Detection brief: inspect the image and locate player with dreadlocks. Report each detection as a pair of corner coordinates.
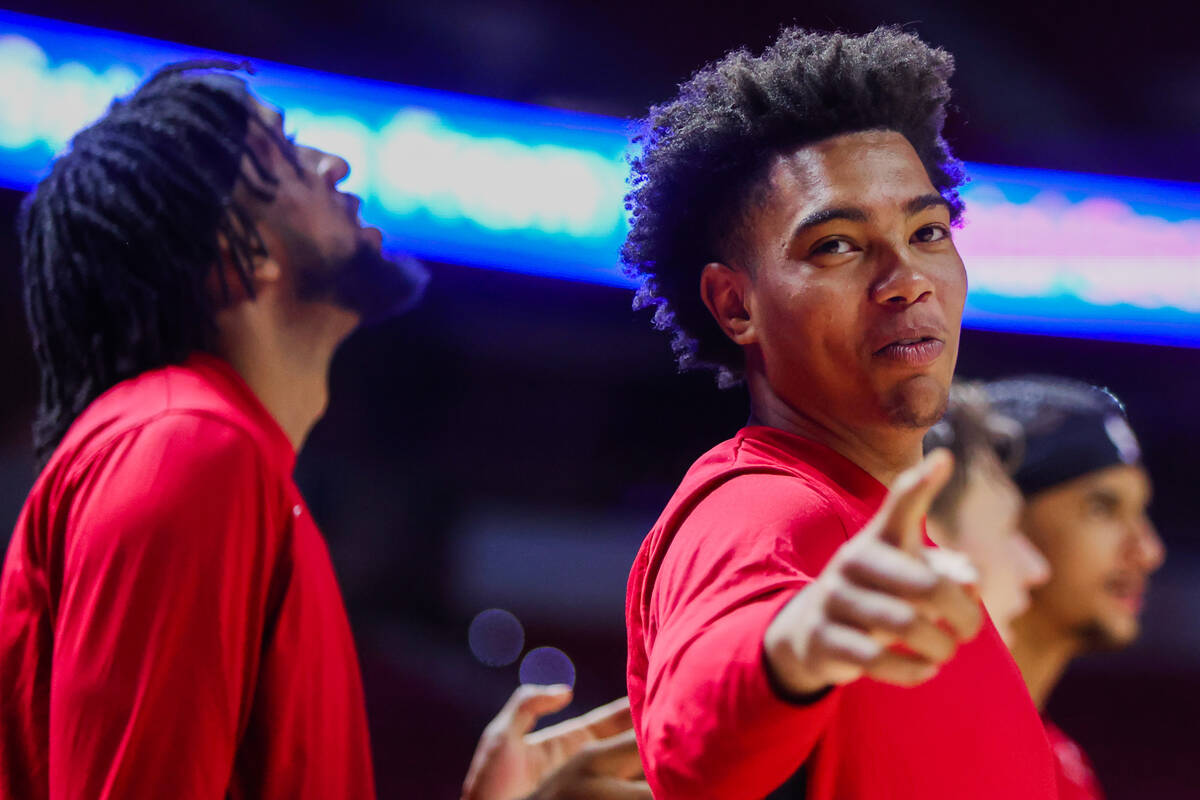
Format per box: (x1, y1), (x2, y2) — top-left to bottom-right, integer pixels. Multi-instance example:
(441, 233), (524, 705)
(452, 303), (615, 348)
(623, 27), (1058, 798)
(0, 63), (648, 800)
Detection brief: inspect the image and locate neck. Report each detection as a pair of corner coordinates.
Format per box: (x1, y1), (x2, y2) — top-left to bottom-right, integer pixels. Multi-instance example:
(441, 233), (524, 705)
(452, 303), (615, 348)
(1007, 610), (1079, 712)
(746, 370), (926, 486)
(215, 296), (357, 453)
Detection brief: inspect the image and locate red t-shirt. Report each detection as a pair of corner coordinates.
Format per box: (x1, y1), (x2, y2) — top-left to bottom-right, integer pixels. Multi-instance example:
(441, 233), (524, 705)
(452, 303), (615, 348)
(0, 353), (375, 799)
(1045, 719), (1105, 800)
(626, 426), (1059, 799)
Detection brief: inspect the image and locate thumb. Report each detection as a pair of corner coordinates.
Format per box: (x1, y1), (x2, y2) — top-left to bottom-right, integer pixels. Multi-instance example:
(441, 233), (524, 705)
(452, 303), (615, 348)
(496, 684), (575, 737)
(876, 448), (954, 552)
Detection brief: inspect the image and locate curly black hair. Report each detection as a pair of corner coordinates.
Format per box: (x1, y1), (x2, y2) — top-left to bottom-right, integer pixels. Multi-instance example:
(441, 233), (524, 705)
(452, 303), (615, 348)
(622, 26), (967, 387)
(19, 61), (290, 467)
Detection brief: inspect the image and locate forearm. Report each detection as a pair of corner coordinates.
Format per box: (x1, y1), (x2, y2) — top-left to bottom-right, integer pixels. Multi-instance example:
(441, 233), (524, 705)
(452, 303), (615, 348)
(640, 590), (839, 800)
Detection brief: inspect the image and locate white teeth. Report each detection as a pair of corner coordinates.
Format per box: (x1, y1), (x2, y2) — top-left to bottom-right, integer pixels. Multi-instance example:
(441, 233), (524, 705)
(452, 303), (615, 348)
(896, 338), (921, 346)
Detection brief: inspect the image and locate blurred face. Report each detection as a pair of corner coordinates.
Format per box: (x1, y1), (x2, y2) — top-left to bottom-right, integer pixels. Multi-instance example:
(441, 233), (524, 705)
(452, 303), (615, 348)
(237, 99), (422, 323)
(948, 459), (1050, 645)
(1019, 464), (1165, 649)
(736, 130), (967, 434)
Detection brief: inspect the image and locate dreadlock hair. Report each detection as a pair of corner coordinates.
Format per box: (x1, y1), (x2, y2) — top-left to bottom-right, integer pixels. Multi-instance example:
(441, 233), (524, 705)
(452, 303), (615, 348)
(19, 60), (287, 468)
(622, 26), (966, 387)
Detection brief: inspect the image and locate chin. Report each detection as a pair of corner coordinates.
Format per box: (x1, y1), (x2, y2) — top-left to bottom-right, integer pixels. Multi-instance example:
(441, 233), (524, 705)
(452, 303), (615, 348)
(1077, 615), (1140, 652)
(882, 375), (949, 430)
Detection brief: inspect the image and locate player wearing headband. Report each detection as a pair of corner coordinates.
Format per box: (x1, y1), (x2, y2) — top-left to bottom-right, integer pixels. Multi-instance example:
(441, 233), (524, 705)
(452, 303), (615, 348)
(923, 383), (1050, 645)
(983, 376), (1166, 800)
(622, 27), (1057, 800)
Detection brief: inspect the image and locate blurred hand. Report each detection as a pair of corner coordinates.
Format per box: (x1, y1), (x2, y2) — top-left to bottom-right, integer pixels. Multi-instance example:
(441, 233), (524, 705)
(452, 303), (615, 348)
(764, 449), (984, 696)
(462, 685), (652, 800)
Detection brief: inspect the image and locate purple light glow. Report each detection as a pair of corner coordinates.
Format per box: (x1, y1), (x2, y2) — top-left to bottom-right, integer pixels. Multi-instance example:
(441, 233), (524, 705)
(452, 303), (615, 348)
(467, 608), (525, 667)
(518, 647), (576, 688)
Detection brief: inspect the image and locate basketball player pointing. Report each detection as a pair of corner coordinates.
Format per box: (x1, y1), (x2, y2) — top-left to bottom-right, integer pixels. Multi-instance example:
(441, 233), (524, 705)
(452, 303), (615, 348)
(623, 27), (1058, 799)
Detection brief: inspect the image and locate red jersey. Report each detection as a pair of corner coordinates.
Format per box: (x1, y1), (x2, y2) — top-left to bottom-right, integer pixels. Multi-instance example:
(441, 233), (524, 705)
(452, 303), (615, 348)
(1045, 719), (1105, 800)
(626, 426), (1059, 800)
(0, 353), (375, 799)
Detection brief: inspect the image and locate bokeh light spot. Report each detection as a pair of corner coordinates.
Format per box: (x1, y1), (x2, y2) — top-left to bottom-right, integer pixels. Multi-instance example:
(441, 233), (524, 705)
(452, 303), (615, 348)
(467, 608), (524, 667)
(519, 646), (576, 688)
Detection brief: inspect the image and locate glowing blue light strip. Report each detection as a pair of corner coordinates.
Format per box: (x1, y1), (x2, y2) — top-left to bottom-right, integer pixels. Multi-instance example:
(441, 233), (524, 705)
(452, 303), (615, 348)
(1, 9), (1198, 345)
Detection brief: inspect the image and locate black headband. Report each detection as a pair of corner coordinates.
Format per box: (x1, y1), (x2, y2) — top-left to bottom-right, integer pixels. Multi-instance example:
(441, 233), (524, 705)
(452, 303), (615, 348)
(1011, 410), (1141, 497)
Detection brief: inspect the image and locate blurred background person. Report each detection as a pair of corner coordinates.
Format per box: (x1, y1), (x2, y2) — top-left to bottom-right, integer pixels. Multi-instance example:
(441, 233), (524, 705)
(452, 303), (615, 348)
(463, 687), (648, 800)
(923, 382), (1050, 645)
(984, 376), (1167, 800)
(0, 61), (646, 800)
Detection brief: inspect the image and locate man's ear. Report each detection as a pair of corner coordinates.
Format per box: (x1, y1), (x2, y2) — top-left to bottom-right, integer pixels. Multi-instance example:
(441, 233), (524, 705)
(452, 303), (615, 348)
(700, 262), (756, 345)
(209, 230), (281, 304)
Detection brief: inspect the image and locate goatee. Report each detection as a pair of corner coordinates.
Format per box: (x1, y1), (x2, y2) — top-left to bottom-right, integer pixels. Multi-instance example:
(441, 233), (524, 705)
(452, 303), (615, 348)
(300, 242), (430, 325)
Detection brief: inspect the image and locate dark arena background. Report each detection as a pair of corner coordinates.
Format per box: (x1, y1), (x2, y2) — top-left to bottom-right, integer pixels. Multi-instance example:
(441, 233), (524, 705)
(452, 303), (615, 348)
(1, 1), (1198, 797)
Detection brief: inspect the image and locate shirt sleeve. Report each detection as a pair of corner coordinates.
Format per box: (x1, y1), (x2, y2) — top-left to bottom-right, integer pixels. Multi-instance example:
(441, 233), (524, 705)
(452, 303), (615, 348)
(639, 473), (851, 800)
(49, 415), (285, 800)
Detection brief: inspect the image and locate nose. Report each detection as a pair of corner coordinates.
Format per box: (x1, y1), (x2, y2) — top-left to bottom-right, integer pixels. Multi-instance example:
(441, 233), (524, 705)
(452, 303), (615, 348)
(313, 148), (351, 188)
(1013, 534), (1051, 589)
(1130, 518), (1166, 574)
(870, 250), (935, 307)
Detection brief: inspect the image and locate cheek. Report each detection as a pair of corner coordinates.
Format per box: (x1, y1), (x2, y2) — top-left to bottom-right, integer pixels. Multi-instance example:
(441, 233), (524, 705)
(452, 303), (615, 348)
(1043, 541), (1110, 601)
(757, 276), (860, 361)
(935, 253), (968, 321)
(962, 530), (1007, 586)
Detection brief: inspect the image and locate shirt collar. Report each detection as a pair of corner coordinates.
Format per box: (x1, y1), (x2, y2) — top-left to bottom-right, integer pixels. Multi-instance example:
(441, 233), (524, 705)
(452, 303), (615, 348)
(186, 351), (298, 474)
(739, 424), (890, 509)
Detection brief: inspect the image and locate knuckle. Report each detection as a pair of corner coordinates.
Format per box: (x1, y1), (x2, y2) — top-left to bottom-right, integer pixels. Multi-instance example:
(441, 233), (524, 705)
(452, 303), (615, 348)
(905, 579), (938, 601)
(579, 739), (604, 760)
(965, 607), (984, 636)
(888, 603), (919, 633)
(811, 623), (837, 652)
(836, 548), (869, 578)
(926, 634), (956, 663)
(822, 572), (849, 600)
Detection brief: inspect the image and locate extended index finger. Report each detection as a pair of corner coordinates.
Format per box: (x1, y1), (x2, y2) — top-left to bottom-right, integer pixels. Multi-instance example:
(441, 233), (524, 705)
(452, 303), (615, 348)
(494, 684), (575, 737)
(876, 449), (953, 552)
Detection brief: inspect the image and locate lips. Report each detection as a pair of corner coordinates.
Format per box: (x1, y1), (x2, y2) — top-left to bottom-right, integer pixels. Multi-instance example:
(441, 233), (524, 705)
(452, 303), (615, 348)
(342, 192), (363, 225)
(874, 337), (945, 367)
(871, 324), (946, 367)
(1104, 575), (1146, 614)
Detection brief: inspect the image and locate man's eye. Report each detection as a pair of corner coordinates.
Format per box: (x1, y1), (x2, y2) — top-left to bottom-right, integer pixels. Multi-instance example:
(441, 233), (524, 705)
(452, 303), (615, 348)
(913, 224), (949, 243)
(813, 238), (853, 256)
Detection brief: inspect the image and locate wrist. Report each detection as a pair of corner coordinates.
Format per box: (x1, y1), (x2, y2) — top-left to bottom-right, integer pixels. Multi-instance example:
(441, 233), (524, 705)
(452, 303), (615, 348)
(761, 641), (834, 704)
(763, 589), (829, 698)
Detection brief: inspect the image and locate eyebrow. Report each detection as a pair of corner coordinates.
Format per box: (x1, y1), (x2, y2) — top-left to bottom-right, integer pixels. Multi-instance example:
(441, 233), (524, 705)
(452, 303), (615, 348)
(791, 206), (869, 239)
(904, 193), (951, 216)
(1085, 488), (1121, 508)
(789, 193), (952, 241)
